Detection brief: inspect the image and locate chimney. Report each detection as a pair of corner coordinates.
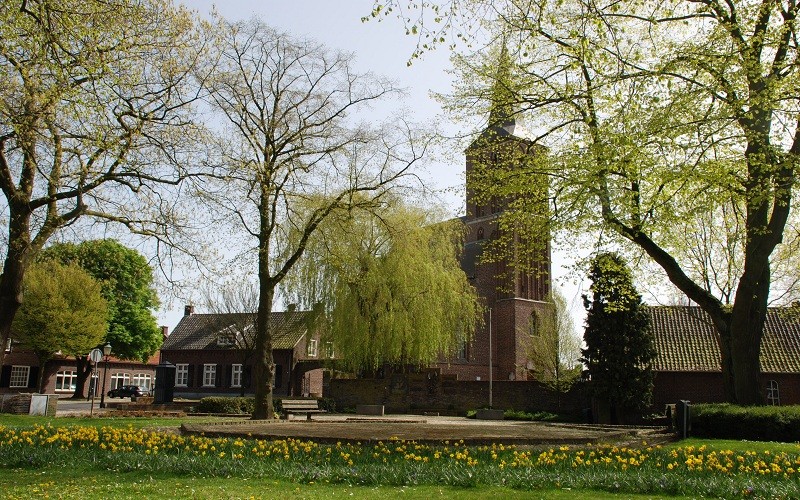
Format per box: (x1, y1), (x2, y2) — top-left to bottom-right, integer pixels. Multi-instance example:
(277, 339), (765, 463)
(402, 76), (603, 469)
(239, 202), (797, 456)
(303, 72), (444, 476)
(160, 325), (169, 339)
(287, 303), (297, 313)
(184, 304), (195, 316)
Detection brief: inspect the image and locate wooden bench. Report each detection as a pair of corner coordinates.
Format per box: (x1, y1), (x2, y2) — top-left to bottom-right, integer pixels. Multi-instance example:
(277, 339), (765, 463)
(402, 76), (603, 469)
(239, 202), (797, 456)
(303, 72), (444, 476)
(280, 399), (326, 421)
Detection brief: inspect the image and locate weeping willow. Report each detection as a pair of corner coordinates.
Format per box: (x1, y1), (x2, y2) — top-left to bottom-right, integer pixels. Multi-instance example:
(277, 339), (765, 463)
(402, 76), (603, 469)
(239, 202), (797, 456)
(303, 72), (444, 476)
(282, 199), (482, 371)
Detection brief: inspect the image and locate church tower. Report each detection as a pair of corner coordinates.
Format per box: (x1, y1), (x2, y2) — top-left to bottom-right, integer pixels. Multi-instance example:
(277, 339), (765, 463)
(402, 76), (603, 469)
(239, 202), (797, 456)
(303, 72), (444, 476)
(438, 49), (552, 382)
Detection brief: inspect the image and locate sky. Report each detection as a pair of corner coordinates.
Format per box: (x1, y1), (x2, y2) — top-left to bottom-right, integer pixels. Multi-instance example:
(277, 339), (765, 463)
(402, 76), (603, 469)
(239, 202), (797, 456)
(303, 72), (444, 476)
(158, 1), (587, 331)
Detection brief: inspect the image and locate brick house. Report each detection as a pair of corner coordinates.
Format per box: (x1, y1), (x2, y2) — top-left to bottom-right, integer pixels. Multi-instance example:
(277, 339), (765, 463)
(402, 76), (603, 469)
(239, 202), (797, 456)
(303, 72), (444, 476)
(1, 339), (159, 398)
(650, 306), (800, 408)
(159, 305), (328, 398)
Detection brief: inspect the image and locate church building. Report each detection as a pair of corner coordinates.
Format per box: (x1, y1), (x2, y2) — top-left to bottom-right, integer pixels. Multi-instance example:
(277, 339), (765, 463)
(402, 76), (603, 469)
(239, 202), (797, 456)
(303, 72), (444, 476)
(435, 89), (553, 383)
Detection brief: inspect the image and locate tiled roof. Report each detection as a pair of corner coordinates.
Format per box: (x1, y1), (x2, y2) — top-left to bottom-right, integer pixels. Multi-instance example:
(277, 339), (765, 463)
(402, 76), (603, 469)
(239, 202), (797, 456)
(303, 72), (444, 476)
(650, 306), (800, 373)
(162, 311), (312, 351)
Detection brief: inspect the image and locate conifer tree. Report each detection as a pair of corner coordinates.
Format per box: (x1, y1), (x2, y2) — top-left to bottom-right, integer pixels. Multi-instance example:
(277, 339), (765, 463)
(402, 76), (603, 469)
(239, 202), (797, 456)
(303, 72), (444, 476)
(581, 253), (655, 424)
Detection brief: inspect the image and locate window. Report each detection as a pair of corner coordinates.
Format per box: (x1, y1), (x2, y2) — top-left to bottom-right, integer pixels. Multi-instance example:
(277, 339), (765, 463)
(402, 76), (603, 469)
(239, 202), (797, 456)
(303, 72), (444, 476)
(456, 339), (468, 360)
(9, 366), (29, 388)
(324, 342), (335, 358)
(203, 364), (216, 387)
(4, 338), (10, 352)
(529, 311), (540, 337)
(767, 380), (780, 406)
(231, 364), (242, 388)
(55, 370), (77, 392)
(175, 364), (188, 387)
(132, 373), (152, 391)
(307, 339), (318, 357)
(111, 372), (130, 390)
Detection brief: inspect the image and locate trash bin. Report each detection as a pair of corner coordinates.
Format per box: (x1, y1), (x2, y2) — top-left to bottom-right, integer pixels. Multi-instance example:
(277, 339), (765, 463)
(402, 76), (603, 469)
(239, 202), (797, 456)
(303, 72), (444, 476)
(676, 400), (691, 439)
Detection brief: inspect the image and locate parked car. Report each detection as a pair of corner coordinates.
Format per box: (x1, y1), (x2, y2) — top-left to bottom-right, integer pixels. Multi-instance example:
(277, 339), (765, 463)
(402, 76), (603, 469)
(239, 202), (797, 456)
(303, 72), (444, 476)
(107, 385), (149, 398)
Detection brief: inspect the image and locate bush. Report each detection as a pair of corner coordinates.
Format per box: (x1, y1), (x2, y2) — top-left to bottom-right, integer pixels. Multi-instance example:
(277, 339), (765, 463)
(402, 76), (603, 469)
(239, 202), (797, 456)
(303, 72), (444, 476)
(691, 404), (800, 442)
(465, 408), (559, 421)
(196, 397), (255, 415)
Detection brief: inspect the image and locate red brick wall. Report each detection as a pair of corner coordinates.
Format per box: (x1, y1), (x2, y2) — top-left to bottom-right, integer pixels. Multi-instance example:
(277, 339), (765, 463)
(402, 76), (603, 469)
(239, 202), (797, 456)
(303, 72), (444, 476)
(329, 375), (588, 417)
(652, 371), (800, 409)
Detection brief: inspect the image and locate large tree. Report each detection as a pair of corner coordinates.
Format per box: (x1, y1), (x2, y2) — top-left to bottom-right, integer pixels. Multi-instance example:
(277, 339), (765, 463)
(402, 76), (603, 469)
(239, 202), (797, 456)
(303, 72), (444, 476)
(372, 0), (800, 404)
(12, 260), (108, 392)
(282, 199), (481, 372)
(0, 0), (205, 367)
(40, 239), (162, 398)
(581, 253), (655, 424)
(198, 18), (426, 419)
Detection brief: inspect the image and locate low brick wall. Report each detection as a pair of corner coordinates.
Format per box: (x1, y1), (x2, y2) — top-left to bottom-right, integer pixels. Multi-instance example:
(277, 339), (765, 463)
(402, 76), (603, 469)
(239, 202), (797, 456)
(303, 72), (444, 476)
(329, 375), (588, 417)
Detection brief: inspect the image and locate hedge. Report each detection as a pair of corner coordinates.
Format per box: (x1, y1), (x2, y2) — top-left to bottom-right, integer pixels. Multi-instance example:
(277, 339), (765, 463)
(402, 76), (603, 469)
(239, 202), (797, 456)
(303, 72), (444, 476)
(691, 404), (800, 442)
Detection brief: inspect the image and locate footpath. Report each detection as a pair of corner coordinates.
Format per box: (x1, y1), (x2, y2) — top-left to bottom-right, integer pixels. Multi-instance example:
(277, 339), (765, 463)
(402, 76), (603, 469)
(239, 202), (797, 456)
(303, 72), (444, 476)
(179, 414), (675, 447)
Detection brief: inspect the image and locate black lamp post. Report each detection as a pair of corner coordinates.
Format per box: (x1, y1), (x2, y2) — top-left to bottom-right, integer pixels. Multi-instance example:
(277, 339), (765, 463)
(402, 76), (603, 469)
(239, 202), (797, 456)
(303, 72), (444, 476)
(99, 343), (112, 408)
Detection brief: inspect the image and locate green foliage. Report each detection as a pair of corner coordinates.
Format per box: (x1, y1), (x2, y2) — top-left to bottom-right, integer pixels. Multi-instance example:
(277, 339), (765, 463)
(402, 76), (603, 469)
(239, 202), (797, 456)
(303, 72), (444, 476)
(581, 253), (656, 418)
(12, 261), (108, 384)
(41, 240), (162, 361)
(691, 404), (800, 442)
(466, 408), (560, 421)
(284, 199), (482, 371)
(196, 397), (256, 415)
(0, 0), (203, 365)
(377, 0), (800, 405)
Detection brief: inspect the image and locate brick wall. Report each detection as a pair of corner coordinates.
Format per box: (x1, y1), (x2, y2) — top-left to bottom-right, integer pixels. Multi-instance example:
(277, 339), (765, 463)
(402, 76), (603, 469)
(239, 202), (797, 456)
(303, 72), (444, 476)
(653, 371), (800, 409)
(329, 374), (588, 417)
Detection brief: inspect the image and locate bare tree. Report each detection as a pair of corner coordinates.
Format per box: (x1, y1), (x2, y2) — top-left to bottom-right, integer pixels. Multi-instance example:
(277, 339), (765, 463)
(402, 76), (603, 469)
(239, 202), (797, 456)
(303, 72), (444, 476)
(198, 18), (427, 419)
(0, 0), (208, 365)
(201, 279), (259, 397)
(525, 290), (582, 399)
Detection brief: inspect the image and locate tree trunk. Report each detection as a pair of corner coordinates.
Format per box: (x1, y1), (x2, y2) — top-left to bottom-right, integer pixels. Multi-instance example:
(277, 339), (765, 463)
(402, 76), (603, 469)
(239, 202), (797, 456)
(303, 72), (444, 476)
(252, 183), (276, 420)
(728, 264), (770, 405)
(71, 356), (92, 399)
(717, 326), (736, 403)
(0, 232), (29, 367)
(252, 286), (275, 419)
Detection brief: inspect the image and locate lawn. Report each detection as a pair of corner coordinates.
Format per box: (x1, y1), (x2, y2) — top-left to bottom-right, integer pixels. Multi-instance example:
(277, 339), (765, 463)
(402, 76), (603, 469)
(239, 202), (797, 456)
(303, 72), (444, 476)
(0, 414), (797, 499)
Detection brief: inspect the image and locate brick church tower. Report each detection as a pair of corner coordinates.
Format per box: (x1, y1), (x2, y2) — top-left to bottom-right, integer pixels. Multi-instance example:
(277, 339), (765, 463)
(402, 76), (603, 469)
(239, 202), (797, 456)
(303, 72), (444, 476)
(436, 65), (552, 382)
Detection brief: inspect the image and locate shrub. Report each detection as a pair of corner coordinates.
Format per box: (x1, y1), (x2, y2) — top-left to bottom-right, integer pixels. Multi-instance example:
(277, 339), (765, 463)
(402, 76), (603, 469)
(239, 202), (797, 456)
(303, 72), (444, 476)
(691, 404), (800, 442)
(196, 397), (255, 414)
(465, 408), (559, 421)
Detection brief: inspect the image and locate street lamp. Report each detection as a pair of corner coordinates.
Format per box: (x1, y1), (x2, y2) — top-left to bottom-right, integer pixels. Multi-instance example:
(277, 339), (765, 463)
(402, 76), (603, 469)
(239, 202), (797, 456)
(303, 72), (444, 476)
(99, 343), (112, 408)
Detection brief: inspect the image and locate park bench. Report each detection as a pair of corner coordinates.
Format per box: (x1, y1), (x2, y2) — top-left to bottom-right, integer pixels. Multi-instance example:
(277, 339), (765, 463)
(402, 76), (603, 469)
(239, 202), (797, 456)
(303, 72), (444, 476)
(280, 398), (325, 421)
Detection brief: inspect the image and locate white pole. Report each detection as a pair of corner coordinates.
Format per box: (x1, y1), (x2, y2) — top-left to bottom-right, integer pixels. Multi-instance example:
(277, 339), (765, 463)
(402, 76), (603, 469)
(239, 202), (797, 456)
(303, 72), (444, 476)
(489, 308), (493, 409)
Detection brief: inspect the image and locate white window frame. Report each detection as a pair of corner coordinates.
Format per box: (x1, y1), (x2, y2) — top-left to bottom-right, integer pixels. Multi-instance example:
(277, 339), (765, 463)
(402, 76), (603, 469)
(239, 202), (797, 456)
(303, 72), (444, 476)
(110, 372), (130, 390)
(307, 339), (318, 357)
(175, 364), (189, 387)
(9, 366), (30, 388)
(55, 370), (78, 392)
(767, 380), (780, 406)
(203, 364), (216, 387)
(132, 373), (152, 391)
(324, 342), (335, 359)
(231, 364), (242, 388)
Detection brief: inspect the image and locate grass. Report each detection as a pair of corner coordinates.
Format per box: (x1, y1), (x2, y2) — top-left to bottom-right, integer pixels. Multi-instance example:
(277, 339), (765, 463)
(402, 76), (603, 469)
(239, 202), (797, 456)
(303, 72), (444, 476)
(0, 467), (679, 499)
(0, 414), (798, 498)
